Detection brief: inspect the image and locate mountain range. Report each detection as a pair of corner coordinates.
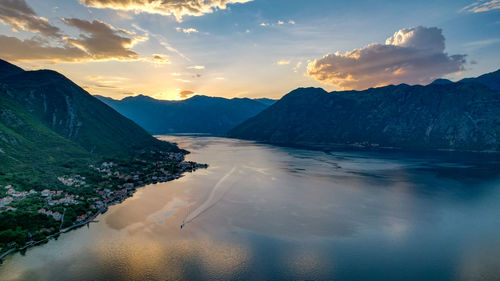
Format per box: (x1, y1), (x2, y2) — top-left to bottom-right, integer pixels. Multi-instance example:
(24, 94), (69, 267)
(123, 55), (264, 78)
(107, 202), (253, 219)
(229, 69), (500, 152)
(96, 94), (275, 135)
(431, 70), (500, 92)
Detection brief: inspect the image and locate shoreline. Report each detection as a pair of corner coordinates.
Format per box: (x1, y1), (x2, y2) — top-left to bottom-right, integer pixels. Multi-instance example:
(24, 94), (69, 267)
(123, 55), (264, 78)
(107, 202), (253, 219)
(0, 165), (204, 265)
(226, 137), (500, 156)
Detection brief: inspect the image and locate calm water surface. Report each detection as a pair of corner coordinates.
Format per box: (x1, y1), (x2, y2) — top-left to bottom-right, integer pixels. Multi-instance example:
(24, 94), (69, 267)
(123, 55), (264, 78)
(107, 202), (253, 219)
(1, 136), (500, 280)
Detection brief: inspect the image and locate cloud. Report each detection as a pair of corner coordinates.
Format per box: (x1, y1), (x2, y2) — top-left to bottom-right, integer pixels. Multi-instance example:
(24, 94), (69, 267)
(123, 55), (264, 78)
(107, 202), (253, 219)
(307, 26), (466, 90)
(133, 23), (191, 61)
(462, 0), (500, 13)
(79, 0), (253, 21)
(176, 27), (198, 34)
(84, 75), (129, 90)
(62, 18), (146, 60)
(0, 1), (150, 63)
(260, 20), (295, 27)
(0, 32), (161, 63)
(188, 65), (205, 69)
(0, 0), (61, 37)
(151, 54), (170, 64)
(0, 35), (87, 62)
(179, 90), (194, 98)
(277, 60), (290, 65)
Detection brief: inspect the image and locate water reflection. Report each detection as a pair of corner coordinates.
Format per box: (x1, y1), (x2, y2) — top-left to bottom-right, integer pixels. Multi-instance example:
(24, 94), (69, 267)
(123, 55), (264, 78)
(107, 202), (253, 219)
(1, 136), (500, 280)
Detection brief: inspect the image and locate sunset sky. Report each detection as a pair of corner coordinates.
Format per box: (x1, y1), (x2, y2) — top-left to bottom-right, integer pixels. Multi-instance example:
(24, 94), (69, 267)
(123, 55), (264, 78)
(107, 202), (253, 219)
(0, 0), (499, 100)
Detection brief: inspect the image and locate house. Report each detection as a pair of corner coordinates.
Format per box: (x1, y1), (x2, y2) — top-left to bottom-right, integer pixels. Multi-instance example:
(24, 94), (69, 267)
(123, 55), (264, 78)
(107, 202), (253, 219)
(52, 212), (62, 221)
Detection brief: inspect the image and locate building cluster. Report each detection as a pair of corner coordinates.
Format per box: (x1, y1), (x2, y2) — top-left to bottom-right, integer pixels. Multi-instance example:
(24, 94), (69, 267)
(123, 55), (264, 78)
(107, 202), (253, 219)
(0, 185), (36, 212)
(89, 162), (115, 175)
(40, 189), (79, 207)
(37, 208), (62, 221)
(47, 195), (78, 206)
(57, 175), (88, 187)
(1, 155), (208, 251)
(41, 189), (62, 197)
(89, 188), (131, 211)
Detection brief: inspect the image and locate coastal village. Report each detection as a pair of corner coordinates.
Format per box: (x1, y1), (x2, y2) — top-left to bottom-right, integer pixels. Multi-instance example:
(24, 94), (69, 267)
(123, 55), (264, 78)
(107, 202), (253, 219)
(0, 151), (207, 259)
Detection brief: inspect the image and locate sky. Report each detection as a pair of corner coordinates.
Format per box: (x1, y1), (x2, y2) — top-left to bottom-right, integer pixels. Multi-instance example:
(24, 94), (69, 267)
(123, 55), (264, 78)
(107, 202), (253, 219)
(0, 0), (499, 100)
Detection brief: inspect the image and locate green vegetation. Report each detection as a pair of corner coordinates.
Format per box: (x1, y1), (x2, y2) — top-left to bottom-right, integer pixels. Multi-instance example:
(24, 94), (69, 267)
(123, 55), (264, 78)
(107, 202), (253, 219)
(229, 81), (500, 152)
(0, 93), (92, 191)
(0, 59), (206, 256)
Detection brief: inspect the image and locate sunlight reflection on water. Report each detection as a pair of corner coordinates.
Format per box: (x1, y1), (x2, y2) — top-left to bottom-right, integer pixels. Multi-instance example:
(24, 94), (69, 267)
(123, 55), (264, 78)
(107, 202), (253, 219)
(1, 136), (500, 280)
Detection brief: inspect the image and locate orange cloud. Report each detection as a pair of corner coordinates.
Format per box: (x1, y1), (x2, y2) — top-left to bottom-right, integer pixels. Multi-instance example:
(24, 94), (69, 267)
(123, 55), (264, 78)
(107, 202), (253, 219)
(307, 26), (466, 90)
(0, 0), (155, 63)
(0, 35), (87, 62)
(79, 0), (253, 21)
(179, 90), (195, 98)
(62, 18), (145, 60)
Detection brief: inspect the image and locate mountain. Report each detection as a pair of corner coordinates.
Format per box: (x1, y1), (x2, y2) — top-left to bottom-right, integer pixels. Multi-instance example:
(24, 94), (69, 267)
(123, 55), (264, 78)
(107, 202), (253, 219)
(96, 94), (275, 135)
(253, 98), (277, 106)
(431, 78), (453, 85)
(228, 72), (500, 152)
(0, 59), (23, 79)
(0, 59), (179, 189)
(0, 63), (177, 156)
(459, 69), (500, 92)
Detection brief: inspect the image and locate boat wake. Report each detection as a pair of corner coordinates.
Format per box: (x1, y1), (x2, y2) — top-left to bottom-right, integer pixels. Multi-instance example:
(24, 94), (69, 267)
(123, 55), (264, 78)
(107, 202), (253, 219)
(182, 166), (238, 228)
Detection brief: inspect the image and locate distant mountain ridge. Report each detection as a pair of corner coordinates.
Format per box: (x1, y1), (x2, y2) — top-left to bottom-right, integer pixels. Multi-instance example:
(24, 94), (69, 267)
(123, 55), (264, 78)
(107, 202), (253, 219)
(229, 69), (500, 152)
(96, 94), (275, 135)
(430, 69), (500, 92)
(458, 69), (500, 92)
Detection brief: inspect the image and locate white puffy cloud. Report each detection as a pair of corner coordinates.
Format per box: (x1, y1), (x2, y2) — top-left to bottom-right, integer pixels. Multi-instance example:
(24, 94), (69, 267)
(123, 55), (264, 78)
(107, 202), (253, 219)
(385, 26), (445, 53)
(307, 26), (466, 90)
(79, 0), (253, 21)
(462, 0), (500, 13)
